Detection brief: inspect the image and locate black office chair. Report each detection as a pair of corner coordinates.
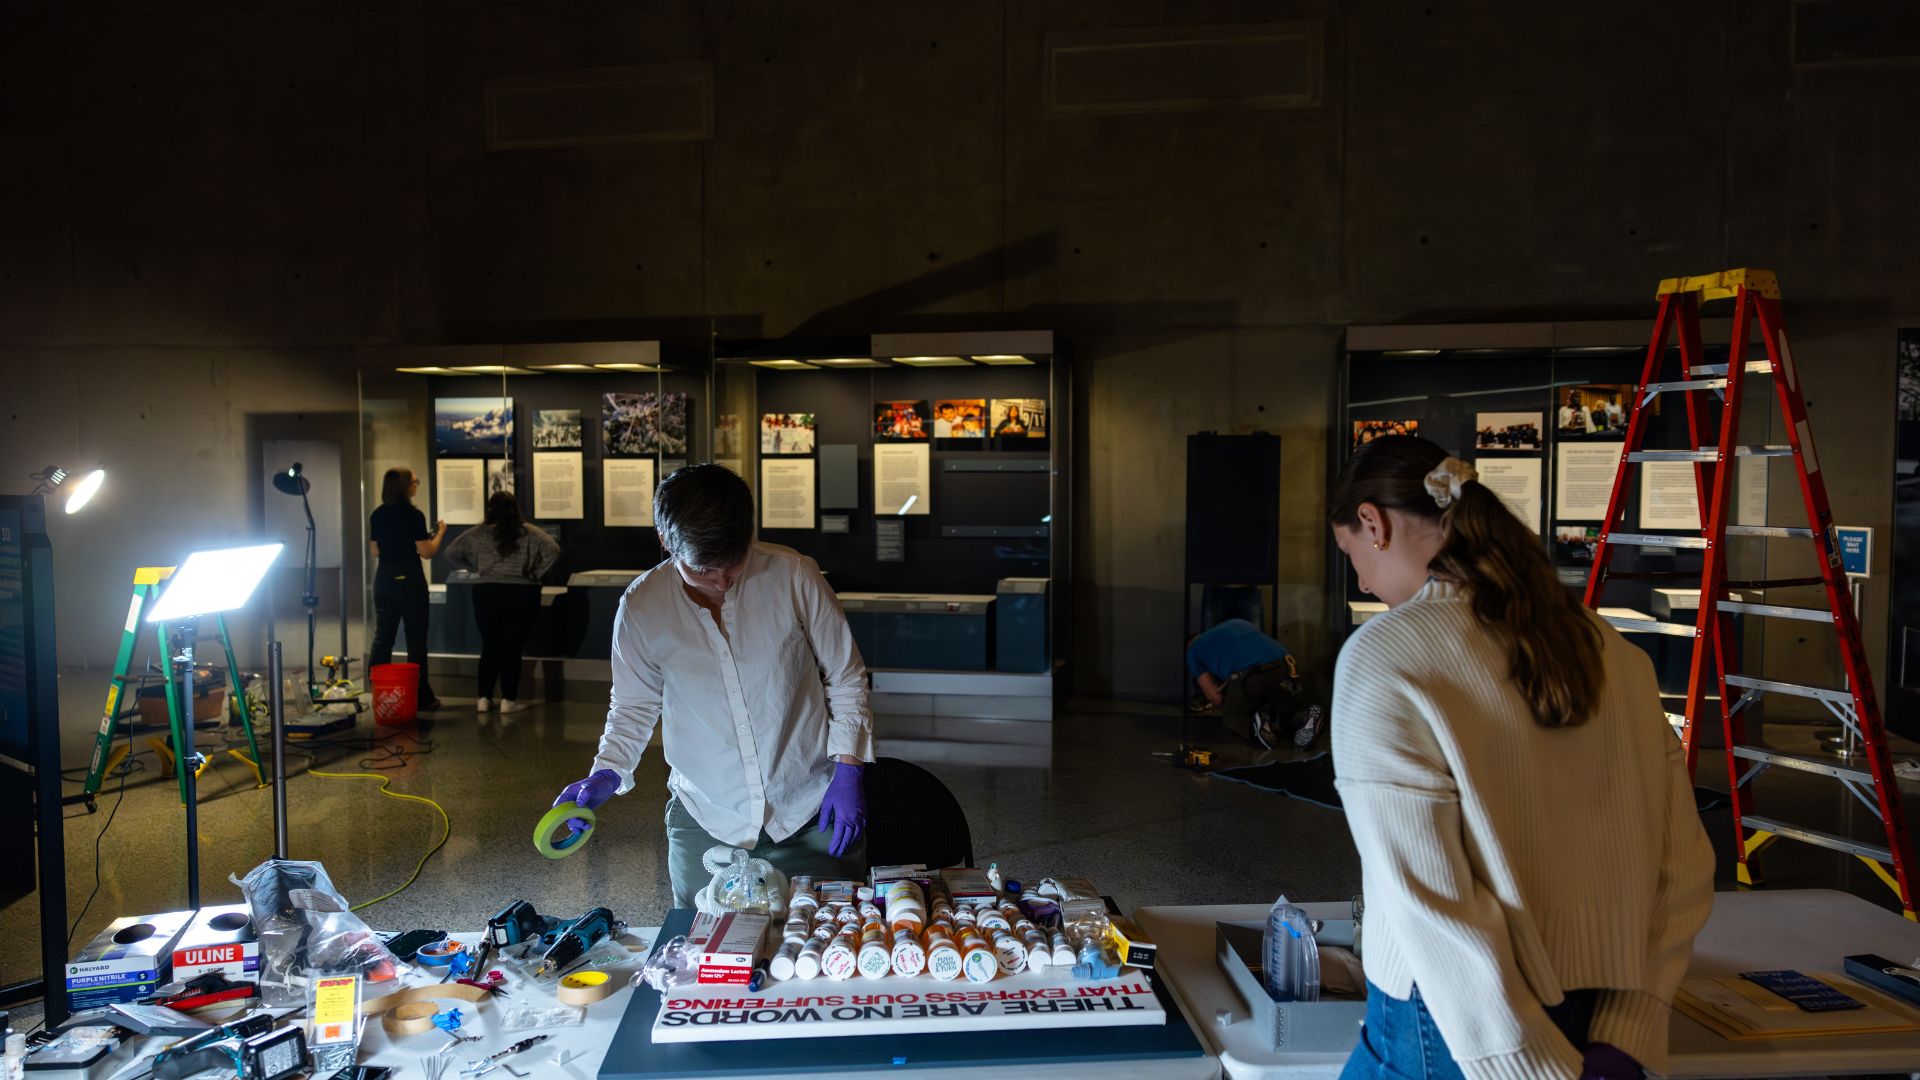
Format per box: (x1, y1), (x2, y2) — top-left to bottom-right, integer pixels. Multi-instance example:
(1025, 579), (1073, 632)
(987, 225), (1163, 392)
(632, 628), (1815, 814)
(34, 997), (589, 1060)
(862, 757), (974, 869)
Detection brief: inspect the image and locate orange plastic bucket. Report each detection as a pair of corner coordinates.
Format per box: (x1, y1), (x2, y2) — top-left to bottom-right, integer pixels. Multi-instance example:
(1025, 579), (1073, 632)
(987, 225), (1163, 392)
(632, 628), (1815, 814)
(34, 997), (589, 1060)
(369, 663), (419, 726)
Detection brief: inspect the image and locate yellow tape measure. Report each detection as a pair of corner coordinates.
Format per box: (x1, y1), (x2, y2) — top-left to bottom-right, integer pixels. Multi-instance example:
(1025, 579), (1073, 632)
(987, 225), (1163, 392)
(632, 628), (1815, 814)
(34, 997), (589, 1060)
(533, 801), (595, 859)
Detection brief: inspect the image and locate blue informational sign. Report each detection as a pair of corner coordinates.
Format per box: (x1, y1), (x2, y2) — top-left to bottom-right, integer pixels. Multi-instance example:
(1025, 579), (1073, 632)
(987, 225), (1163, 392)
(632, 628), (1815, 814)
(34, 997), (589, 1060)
(1836, 526), (1872, 578)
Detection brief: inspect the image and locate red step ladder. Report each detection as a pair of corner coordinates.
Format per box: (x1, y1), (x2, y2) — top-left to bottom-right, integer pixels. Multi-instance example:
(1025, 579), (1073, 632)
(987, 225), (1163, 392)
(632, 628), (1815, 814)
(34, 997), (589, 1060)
(1582, 268), (1915, 918)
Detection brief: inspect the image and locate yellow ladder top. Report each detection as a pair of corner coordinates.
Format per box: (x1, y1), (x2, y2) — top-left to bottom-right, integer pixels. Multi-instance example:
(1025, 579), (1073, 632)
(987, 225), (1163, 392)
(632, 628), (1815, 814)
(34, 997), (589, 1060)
(1655, 267), (1780, 301)
(132, 566), (177, 586)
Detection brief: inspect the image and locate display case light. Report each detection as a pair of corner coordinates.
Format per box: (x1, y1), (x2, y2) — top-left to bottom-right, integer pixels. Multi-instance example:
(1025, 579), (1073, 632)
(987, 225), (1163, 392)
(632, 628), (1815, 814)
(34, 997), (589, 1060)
(811, 358), (889, 368)
(1380, 349), (1443, 358)
(395, 366), (463, 375)
(453, 365), (539, 375)
(970, 354), (1033, 365)
(593, 363), (667, 372)
(892, 356), (972, 367)
(528, 363), (596, 371)
(749, 359), (820, 371)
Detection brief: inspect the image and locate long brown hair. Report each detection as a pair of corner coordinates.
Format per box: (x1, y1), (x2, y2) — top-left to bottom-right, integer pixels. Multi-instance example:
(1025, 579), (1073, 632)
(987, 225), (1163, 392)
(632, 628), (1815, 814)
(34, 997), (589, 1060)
(1329, 435), (1603, 727)
(484, 491), (526, 558)
(381, 468), (414, 507)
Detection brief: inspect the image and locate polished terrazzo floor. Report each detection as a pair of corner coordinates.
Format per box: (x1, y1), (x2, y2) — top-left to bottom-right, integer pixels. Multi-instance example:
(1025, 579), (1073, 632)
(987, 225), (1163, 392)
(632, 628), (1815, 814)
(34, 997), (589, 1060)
(7, 669), (1918, 1006)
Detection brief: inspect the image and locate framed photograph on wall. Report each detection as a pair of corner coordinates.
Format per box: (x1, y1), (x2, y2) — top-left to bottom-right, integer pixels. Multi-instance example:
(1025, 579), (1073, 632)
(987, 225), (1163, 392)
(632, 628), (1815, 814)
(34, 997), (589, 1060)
(760, 413), (817, 455)
(990, 398), (1046, 438)
(435, 397), (513, 456)
(873, 400), (931, 440)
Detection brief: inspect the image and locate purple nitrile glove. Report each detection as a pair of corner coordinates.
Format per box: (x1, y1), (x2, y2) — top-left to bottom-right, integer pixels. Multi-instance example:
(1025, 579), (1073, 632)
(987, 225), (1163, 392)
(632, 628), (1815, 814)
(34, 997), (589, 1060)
(817, 761), (866, 857)
(554, 769), (620, 834)
(1580, 1043), (1644, 1080)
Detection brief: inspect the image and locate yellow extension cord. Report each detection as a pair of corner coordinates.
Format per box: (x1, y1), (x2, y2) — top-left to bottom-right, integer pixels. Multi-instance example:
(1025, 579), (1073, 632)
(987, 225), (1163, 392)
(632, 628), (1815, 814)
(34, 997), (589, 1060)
(304, 766), (451, 913)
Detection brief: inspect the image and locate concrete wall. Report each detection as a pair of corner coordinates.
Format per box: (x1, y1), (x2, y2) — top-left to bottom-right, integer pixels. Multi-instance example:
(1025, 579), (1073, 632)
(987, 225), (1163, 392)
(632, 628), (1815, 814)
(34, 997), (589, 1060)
(2, 1), (1917, 699)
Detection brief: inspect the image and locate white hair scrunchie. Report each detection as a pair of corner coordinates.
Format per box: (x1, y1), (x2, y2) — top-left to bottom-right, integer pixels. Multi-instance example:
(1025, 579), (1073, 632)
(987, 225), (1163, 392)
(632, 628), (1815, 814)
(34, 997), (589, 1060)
(1425, 457), (1478, 509)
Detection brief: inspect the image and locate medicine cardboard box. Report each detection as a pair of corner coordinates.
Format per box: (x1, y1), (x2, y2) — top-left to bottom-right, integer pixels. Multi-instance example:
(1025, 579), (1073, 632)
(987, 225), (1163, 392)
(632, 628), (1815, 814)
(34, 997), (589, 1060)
(172, 904), (259, 982)
(690, 912), (768, 985)
(67, 910), (195, 1010)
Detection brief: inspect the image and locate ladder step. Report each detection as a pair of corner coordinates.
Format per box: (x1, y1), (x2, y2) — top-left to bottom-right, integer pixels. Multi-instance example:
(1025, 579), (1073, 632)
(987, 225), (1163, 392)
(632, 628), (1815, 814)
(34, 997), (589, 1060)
(1628, 450), (1716, 463)
(1730, 743), (1873, 783)
(1643, 378), (1728, 397)
(1603, 532), (1710, 550)
(1602, 614), (1699, 638)
(1627, 446), (1794, 463)
(1723, 673), (1856, 705)
(1741, 814), (1893, 864)
(1689, 360), (1772, 377)
(1717, 600), (1835, 623)
(1723, 524), (1816, 540)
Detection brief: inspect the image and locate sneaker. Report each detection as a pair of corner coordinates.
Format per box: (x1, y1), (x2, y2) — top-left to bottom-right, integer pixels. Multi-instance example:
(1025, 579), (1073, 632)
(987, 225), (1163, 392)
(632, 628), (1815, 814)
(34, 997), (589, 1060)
(476, 698), (492, 712)
(498, 699), (532, 714)
(1252, 706), (1278, 750)
(1291, 705), (1325, 750)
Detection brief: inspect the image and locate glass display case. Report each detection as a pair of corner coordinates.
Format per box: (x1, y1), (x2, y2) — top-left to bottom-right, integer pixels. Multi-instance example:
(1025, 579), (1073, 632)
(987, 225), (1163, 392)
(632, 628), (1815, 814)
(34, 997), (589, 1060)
(355, 332), (1069, 714)
(1335, 322), (1795, 717)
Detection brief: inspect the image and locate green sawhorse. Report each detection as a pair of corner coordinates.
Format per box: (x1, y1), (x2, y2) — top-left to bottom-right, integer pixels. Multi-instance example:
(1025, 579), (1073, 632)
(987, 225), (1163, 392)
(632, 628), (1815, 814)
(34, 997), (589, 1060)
(81, 565), (265, 808)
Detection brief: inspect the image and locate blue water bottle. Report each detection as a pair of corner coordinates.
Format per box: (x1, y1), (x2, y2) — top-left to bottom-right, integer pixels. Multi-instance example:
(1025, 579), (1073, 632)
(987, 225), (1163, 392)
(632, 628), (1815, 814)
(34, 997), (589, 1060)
(1262, 895), (1321, 1002)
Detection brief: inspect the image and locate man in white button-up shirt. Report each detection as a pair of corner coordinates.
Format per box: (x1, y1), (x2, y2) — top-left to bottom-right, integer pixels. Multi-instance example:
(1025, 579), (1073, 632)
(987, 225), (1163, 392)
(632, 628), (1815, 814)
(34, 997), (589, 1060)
(554, 465), (874, 905)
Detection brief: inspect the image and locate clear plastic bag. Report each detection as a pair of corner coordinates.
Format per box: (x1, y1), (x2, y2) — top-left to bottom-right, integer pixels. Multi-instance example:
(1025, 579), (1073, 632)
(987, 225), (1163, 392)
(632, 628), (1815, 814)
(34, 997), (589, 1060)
(634, 935), (697, 993)
(693, 846), (788, 917)
(500, 1003), (586, 1031)
(231, 859), (402, 1005)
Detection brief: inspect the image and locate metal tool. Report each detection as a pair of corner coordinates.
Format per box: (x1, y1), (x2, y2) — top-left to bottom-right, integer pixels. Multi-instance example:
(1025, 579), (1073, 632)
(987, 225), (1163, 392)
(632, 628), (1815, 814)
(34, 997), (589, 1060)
(461, 1034), (549, 1077)
(486, 900), (559, 950)
(536, 907), (626, 978)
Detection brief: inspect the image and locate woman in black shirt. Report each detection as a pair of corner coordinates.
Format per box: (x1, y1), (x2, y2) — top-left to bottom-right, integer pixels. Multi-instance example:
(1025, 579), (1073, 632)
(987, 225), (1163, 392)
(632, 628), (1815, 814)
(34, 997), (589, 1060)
(369, 467), (446, 710)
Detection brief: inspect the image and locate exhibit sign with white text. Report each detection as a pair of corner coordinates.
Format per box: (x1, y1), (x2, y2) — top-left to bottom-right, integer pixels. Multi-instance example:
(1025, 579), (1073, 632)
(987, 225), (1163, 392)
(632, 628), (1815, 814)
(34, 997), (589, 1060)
(761, 459), (816, 529)
(651, 970), (1165, 1043)
(436, 459), (484, 525)
(532, 452), (585, 520)
(603, 458), (656, 528)
(873, 444), (931, 516)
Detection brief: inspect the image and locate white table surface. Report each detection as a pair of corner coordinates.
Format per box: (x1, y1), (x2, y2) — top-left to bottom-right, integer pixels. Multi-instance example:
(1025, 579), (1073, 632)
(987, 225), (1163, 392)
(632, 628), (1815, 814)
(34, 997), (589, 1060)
(1139, 890), (1920, 1080)
(95, 926), (1215, 1079)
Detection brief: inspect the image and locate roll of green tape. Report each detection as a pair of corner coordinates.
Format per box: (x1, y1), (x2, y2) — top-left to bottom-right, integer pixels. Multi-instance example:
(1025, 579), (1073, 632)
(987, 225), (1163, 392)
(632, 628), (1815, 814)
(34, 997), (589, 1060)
(534, 801), (595, 859)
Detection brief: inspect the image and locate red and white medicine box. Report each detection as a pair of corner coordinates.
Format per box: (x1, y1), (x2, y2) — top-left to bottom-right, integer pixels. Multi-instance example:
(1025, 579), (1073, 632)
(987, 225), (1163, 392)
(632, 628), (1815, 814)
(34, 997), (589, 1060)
(172, 905), (259, 982)
(689, 912), (768, 985)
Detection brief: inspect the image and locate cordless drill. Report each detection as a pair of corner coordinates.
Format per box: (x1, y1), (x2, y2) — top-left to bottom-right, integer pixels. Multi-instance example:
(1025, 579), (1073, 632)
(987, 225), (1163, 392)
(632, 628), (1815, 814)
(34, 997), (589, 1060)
(536, 906), (625, 977)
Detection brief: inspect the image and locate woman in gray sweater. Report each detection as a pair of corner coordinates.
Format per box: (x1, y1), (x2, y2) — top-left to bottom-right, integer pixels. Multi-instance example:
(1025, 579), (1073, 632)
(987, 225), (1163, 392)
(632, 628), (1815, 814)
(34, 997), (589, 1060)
(444, 491), (561, 714)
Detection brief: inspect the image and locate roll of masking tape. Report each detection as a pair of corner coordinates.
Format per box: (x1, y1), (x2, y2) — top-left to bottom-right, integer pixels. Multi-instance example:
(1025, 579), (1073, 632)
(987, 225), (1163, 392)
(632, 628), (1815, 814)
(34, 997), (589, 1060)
(382, 1001), (442, 1036)
(534, 801), (595, 859)
(557, 970), (614, 1006)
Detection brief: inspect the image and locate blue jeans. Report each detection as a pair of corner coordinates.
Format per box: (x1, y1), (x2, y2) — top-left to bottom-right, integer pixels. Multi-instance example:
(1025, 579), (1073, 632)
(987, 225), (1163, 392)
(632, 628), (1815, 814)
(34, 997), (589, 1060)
(1340, 982), (1468, 1080)
(1340, 982), (1604, 1080)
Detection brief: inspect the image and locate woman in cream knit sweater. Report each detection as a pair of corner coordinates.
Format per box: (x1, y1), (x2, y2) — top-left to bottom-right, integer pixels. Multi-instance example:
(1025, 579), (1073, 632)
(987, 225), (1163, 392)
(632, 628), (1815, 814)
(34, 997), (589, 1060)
(1328, 436), (1714, 1080)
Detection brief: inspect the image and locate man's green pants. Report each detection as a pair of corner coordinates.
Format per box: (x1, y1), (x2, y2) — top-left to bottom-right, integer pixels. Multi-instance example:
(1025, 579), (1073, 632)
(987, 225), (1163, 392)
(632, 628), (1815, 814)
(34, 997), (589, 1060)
(665, 794), (868, 908)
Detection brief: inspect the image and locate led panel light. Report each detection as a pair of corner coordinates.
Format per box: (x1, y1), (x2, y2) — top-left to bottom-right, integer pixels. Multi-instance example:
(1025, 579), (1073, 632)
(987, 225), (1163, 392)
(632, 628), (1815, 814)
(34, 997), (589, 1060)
(147, 543), (284, 623)
(970, 354), (1033, 365)
(593, 363), (666, 372)
(1380, 349), (1443, 358)
(64, 468), (106, 514)
(453, 365), (539, 375)
(528, 363), (596, 371)
(395, 366), (462, 375)
(892, 355), (972, 367)
(749, 359), (820, 371)
(811, 358), (889, 368)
